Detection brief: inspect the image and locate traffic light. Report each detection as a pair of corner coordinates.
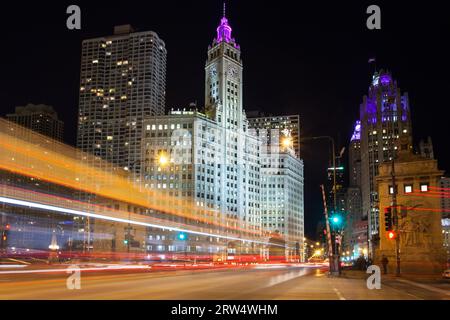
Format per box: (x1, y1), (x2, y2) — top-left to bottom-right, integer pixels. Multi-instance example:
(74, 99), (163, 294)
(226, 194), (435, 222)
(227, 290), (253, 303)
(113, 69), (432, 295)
(329, 213), (343, 230)
(384, 207), (392, 231)
(1, 224), (10, 248)
(177, 232), (187, 241)
(387, 230), (397, 240)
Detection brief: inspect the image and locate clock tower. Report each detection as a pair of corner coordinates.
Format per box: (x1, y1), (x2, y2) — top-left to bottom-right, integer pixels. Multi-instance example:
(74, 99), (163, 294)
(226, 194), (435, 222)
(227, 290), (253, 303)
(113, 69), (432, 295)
(205, 4), (243, 130)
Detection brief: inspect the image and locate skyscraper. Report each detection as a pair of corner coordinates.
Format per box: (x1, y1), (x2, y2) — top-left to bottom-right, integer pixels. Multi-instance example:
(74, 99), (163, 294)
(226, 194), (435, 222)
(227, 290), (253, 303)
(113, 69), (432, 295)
(141, 8), (262, 257)
(247, 113), (301, 158)
(359, 69), (413, 245)
(77, 25), (167, 181)
(344, 121), (367, 257)
(6, 104), (64, 141)
(349, 121), (362, 188)
(260, 150), (304, 260)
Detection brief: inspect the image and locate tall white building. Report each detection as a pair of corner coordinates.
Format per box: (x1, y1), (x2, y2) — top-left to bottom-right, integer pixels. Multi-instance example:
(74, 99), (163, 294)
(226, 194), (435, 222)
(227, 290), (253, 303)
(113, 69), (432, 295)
(247, 113), (301, 158)
(77, 25), (167, 181)
(260, 150), (304, 260)
(141, 10), (262, 258)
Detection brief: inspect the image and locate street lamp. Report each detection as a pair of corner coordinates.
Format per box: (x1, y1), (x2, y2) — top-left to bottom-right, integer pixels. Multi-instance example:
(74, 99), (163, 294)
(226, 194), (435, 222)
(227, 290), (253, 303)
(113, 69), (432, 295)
(158, 152), (169, 166)
(281, 136), (293, 149)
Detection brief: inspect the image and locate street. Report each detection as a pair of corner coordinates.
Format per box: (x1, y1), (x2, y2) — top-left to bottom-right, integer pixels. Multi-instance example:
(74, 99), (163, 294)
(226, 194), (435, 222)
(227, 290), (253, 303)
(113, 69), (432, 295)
(0, 265), (448, 300)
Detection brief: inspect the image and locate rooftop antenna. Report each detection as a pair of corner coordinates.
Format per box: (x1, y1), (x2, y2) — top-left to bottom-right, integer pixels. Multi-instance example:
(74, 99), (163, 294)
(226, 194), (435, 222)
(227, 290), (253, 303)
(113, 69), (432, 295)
(223, 1), (226, 17)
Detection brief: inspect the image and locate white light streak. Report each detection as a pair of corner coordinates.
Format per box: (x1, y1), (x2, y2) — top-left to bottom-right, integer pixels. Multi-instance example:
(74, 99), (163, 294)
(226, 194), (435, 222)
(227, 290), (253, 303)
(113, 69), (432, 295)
(0, 196), (287, 248)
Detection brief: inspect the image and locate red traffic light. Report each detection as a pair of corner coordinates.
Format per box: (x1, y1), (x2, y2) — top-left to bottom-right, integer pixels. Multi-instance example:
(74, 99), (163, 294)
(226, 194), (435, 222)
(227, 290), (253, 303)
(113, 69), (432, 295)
(387, 231), (396, 240)
(5, 224), (10, 230)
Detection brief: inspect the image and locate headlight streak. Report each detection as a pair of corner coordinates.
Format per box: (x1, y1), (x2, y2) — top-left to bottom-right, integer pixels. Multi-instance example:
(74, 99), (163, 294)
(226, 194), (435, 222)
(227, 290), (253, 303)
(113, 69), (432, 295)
(0, 196), (288, 248)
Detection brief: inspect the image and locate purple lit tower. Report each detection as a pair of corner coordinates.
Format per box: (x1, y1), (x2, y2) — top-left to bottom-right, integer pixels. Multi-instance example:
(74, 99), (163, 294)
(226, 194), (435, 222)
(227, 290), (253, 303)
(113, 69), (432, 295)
(204, 3), (243, 129)
(359, 70), (412, 248)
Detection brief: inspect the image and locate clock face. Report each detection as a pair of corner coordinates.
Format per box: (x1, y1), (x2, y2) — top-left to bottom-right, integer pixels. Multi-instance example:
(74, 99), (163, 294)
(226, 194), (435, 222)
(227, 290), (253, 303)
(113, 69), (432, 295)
(210, 66), (217, 78)
(227, 66), (237, 78)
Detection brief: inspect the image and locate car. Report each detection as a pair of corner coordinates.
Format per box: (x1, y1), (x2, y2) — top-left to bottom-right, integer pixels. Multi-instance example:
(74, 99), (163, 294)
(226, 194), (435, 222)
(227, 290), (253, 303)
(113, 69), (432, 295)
(443, 269), (450, 279)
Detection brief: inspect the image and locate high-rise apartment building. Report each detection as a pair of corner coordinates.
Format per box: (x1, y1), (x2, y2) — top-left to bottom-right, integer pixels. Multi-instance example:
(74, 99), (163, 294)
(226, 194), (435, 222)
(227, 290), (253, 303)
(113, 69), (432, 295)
(359, 70), (413, 243)
(349, 121), (362, 188)
(77, 25), (167, 181)
(247, 112), (301, 158)
(260, 150), (304, 259)
(344, 121), (367, 257)
(6, 104), (64, 141)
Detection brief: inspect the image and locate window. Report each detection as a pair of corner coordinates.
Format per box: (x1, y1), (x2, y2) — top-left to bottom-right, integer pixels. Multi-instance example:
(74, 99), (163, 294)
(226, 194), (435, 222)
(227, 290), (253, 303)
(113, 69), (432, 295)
(420, 183), (429, 192)
(404, 184), (413, 194)
(389, 185), (397, 195)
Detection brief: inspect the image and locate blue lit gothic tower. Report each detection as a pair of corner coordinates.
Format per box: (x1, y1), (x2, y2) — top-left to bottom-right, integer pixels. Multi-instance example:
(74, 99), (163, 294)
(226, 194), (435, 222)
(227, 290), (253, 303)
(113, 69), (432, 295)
(359, 70), (413, 252)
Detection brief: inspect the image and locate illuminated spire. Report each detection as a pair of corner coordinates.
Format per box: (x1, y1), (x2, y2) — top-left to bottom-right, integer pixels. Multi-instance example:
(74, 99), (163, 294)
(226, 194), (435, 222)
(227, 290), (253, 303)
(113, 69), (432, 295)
(216, 2), (232, 43)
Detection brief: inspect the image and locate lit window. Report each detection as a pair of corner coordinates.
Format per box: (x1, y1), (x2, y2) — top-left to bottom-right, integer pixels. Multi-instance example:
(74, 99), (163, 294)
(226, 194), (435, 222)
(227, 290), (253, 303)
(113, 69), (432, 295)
(404, 185), (413, 193)
(92, 59), (98, 64)
(420, 183), (429, 192)
(107, 136), (113, 141)
(389, 186), (397, 195)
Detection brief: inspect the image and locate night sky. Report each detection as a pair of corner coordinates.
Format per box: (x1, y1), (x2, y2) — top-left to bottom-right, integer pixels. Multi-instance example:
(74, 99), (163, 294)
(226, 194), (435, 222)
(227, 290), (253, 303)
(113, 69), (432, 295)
(1, 1), (449, 239)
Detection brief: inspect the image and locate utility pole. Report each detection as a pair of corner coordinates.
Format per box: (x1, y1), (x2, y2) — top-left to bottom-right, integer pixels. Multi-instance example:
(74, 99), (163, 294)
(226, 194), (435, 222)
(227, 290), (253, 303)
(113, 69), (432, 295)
(389, 109), (401, 277)
(321, 184), (334, 274)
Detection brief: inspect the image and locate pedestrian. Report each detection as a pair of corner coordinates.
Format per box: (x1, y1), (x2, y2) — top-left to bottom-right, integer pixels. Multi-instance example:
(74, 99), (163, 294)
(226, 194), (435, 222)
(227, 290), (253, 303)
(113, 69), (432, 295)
(381, 255), (389, 274)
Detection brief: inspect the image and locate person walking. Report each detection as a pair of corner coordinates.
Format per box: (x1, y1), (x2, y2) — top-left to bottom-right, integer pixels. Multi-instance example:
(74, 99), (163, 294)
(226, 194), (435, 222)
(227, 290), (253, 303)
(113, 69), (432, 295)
(381, 255), (389, 274)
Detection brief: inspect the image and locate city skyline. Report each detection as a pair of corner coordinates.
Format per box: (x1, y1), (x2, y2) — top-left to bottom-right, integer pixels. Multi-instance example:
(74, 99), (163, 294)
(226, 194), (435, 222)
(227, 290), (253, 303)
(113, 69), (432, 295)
(1, 1), (449, 239)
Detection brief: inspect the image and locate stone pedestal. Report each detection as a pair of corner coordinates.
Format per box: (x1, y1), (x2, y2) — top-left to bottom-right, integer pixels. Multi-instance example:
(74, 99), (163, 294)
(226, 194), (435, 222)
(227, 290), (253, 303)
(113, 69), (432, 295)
(375, 140), (446, 274)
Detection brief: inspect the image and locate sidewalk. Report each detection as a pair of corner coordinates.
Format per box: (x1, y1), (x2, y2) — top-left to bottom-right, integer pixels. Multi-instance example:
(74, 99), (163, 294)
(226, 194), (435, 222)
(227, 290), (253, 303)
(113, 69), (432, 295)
(342, 269), (448, 282)
(341, 269), (450, 298)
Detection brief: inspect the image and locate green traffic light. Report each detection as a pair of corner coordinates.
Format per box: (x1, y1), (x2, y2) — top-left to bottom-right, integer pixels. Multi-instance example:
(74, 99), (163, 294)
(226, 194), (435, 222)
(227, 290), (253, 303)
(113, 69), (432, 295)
(330, 215), (342, 226)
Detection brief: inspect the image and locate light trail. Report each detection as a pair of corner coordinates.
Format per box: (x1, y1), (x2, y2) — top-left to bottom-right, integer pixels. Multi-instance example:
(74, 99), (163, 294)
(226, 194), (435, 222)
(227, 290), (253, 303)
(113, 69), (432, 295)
(0, 196), (287, 248)
(0, 265), (151, 275)
(0, 119), (265, 237)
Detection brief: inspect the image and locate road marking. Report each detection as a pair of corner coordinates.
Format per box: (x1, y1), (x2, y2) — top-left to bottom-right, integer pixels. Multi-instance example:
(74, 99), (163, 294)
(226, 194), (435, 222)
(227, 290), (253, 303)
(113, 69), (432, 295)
(262, 269), (309, 288)
(333, 287), (346, 300)
(396, 279), (450, 296)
